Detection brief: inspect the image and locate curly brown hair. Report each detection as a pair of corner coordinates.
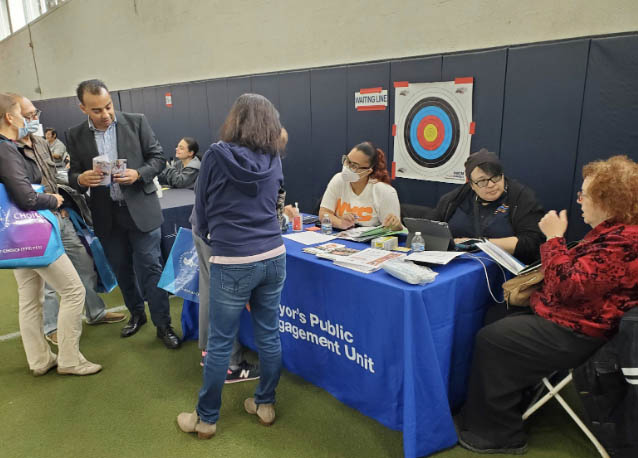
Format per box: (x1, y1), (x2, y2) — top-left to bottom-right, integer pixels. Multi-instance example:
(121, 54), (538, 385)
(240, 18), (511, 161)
(583, 155), (638, 225)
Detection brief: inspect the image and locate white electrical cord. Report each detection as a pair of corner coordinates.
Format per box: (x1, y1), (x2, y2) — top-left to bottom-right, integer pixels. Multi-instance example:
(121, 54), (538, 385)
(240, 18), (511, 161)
(462, 253), (507, 303)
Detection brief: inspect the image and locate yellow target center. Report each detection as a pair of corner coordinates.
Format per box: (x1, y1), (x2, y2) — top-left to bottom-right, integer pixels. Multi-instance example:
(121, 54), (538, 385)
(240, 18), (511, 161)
(424, 124), (438, 142)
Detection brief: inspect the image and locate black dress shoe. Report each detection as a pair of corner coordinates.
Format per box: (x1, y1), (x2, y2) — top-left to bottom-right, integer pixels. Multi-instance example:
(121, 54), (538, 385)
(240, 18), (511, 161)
(121, 314), (147, 338)
(157, 326), (181, 349)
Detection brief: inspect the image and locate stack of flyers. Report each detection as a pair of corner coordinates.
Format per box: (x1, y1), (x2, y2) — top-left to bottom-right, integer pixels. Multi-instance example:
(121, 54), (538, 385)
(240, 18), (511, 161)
(302, 243), (360, 260)
(92, 155), (112, 186)
(336, 225), (408, 242)
(112, 158), (127, 176)
(333, 248), (405, 273)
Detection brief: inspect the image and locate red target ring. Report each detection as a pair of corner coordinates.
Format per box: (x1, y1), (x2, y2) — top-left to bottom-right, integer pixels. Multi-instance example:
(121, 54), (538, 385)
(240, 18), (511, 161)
(416, 115), (445, 150)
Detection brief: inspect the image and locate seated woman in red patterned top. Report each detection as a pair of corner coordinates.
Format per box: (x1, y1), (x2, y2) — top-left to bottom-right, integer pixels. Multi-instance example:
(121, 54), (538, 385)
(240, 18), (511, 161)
(457, 155), (638, 455)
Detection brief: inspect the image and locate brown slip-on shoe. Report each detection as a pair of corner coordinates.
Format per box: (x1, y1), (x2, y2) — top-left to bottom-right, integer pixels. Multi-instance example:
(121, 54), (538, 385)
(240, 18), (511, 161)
(45, 331), (58, 346)
(89, 312), (127, 325)
(177, 411), (216, 439)
(244, 397), (275, 426)
(57, 360), (102, 376)
(32, 354), (58, 376)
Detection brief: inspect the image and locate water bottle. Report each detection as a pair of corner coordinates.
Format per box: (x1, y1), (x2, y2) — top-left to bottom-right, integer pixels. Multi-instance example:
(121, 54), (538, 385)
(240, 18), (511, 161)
(411, 232), (425, 252)
(321, 213), (333, 235)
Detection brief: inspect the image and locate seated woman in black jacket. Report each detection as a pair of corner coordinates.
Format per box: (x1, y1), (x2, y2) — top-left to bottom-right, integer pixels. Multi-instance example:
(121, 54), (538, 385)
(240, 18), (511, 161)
(158, 137), (200, 189)
(404, 148), (545, 264)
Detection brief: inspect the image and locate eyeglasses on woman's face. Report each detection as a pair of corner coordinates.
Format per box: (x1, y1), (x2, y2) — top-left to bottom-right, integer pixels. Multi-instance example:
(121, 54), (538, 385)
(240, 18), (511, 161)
(471, 174), (503, 188)
(24, 109), (42, 121)
(341, 155), (370, 173)
(577, 191), (589, 203)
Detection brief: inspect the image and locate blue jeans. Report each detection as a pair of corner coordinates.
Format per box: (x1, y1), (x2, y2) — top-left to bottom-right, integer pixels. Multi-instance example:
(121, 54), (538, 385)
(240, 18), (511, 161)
(193, 233), (244, 366)
(197, 253), (286, 424)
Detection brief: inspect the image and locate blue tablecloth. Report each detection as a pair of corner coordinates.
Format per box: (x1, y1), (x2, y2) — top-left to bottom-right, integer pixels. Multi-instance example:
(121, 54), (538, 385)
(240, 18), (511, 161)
(234, 236), (503, 458)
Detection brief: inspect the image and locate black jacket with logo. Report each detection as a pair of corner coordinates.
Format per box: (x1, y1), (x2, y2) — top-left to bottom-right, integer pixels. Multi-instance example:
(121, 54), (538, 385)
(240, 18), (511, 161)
(402, 178), (545, 264)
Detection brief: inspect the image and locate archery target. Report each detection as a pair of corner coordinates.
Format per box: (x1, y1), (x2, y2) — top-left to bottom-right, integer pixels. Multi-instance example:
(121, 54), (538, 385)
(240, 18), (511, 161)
(393, 81), (473, 183)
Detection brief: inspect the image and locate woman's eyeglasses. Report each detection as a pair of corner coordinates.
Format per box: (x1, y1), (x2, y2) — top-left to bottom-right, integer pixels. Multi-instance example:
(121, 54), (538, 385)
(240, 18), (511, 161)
(471, 174), (503, 188)
(24, 109), (42, 121)
(577, 191), (589, 203)
(342, 155), (370, 173)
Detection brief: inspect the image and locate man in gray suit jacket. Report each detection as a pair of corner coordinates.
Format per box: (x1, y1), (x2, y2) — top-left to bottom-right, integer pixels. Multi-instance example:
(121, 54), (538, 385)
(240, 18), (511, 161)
(68, 79), (180, 349)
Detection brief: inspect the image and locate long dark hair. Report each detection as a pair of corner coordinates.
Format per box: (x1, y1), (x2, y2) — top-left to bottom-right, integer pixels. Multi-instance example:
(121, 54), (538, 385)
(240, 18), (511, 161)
(354, 141), (391, 184)
(220, 94), (284, 155)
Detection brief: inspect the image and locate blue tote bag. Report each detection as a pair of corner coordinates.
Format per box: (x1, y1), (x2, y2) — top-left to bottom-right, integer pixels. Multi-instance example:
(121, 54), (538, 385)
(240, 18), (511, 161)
(158, 227), (200, 302)
(158, 227), (200, 341)
(66, 208), (118, 293)
(0, 183), (64, 269)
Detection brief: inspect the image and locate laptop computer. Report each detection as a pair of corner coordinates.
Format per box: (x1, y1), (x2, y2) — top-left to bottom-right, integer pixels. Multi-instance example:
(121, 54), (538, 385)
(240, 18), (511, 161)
(403, 218), (456, 251)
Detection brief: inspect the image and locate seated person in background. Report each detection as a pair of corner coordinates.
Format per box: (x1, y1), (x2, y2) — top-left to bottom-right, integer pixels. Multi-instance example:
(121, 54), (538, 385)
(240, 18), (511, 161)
(457, 155), (638, 455)
(45, 127), (69, 170)
(319, 141), (402, 230)
(158, 137), (200, 189)
(405, 148), (544, 264)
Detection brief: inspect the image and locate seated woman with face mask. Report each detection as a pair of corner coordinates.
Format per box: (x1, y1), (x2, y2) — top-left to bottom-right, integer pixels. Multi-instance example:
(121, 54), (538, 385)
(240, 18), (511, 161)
(319, 141), (402, 231)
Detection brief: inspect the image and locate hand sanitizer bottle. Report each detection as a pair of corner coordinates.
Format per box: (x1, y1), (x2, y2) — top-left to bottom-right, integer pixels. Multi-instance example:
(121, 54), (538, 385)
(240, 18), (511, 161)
(292, 202), (302, 232)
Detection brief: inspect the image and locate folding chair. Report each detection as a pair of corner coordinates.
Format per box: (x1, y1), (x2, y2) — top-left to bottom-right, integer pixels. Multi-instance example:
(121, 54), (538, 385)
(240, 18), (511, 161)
(522, 371), (609, 458)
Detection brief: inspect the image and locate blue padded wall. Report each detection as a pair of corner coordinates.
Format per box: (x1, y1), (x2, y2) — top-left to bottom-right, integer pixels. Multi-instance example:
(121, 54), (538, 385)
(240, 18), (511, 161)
(567, 34), (638, 240)
(278, 71), (312, 212)
(34, 32), (638, 240)
(500, 40), (589, 219)
(309, 67), (348, 213)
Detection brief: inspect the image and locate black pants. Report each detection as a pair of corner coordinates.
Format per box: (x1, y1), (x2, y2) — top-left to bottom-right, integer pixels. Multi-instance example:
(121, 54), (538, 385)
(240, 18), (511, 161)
(459, 313), (605, 446)
(100, 204), (171, 329)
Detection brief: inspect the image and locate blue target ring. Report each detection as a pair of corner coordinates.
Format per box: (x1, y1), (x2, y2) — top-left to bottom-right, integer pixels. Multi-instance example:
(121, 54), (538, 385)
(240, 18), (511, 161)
(409, 106), (453, 160)
(403, 97), (460, 168)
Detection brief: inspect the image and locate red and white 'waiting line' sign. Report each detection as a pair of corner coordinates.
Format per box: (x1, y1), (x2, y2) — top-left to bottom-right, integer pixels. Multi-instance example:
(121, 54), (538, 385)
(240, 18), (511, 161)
(355, 87), (388, 111)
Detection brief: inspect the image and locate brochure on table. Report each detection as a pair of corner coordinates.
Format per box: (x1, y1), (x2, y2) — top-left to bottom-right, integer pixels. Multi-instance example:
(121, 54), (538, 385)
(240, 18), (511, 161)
(333, 248), (405, 273)
(337, 225), (408, 242)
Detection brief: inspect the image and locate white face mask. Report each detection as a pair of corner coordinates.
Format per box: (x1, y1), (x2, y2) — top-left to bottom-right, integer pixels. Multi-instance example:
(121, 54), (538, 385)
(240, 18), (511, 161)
(341, 165), (363, 183)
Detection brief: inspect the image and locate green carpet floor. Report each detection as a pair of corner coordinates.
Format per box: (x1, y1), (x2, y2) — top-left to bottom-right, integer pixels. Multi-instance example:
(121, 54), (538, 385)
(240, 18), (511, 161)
(0, 270), (600, 457)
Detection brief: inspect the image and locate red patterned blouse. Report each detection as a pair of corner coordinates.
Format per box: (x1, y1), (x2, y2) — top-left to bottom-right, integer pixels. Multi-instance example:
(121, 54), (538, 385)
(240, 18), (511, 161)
(530, 221), (638, 339)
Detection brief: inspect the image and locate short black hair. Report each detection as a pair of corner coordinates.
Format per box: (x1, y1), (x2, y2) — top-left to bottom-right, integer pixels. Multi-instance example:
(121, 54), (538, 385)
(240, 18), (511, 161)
(45, 127), (57, 137)
(76, 79), (109, 104)
(473, 161), (503, 178)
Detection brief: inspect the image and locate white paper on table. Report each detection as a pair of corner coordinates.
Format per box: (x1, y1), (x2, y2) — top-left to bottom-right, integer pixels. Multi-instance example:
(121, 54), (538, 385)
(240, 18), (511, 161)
(282, 231), (337, 245)
(406, 251), (464, 265)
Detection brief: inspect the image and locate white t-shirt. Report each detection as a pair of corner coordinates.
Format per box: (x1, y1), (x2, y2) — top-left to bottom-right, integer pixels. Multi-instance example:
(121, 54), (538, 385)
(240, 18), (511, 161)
(319, 173), (401, 227)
